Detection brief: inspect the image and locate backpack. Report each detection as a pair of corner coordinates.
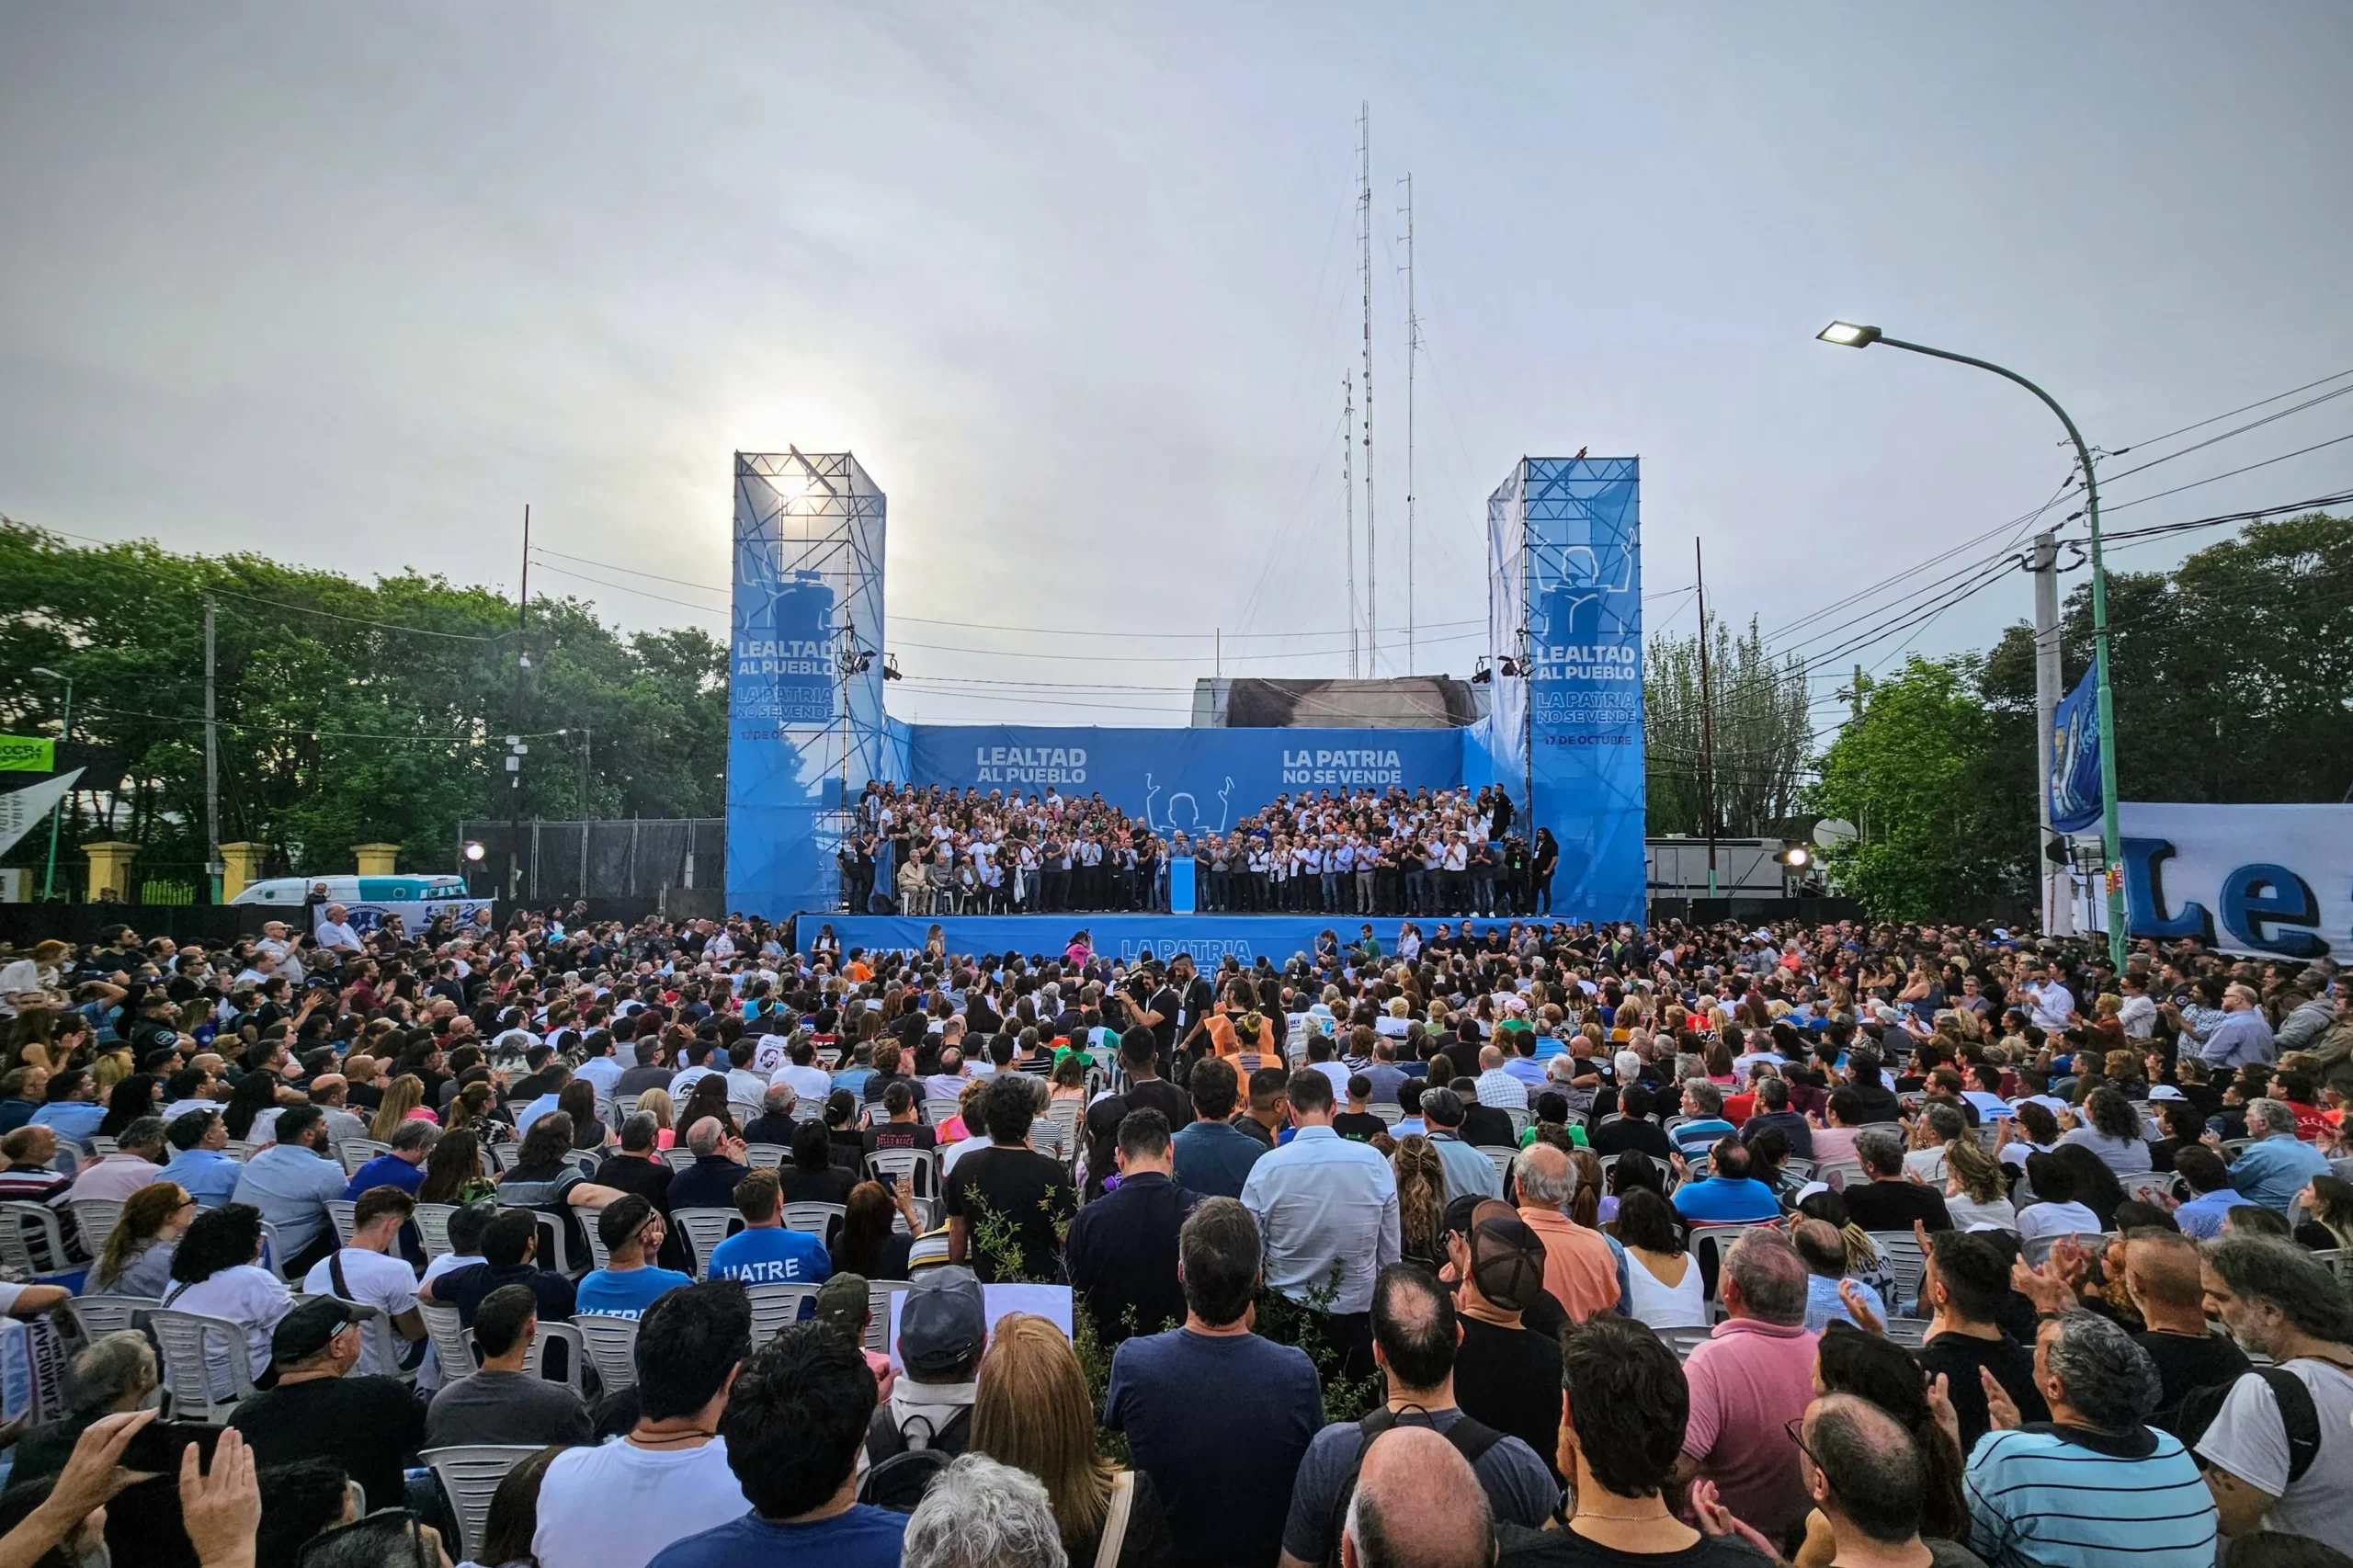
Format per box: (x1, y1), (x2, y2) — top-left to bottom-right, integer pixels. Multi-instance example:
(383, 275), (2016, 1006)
(2174, 1364), (2325, 1486)
(1324, 1407), (1504, 1568)
(858, 1405), (972, 1513)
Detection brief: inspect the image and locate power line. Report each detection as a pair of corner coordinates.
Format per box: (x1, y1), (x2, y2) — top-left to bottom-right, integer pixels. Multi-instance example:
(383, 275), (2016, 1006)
(2097, 431), (2353, 514)
(2109, 365), (2353, 455)
(2090, 384), (2353, 485)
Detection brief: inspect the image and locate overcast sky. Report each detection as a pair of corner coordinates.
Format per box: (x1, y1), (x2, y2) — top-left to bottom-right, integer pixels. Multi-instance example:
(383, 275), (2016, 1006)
(6, 1), (2349, 730)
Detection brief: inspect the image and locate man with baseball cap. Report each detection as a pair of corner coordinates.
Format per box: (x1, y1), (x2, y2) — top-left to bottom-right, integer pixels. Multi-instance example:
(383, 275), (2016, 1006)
(866, 1265), (986, 1469)
(228, 1296), (426, 1518)
(1442, 1198), (1567, 1479)
(814, 1271), (895, 1399)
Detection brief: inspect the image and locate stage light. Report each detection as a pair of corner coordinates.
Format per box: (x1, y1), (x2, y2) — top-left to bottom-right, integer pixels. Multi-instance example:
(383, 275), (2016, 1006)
(463, 842), (486, 862)
(1817, 321), (1881, 348)
(1785, 845), (1810, 868)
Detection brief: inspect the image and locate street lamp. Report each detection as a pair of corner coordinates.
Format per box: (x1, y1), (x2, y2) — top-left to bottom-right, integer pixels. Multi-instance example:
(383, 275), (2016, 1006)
(1816, 321), (2125, 970)
(28, 668), (71, 902)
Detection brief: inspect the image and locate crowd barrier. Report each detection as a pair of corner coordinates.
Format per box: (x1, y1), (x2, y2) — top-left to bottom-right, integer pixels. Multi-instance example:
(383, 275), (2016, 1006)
(807, 914), (1453, 968)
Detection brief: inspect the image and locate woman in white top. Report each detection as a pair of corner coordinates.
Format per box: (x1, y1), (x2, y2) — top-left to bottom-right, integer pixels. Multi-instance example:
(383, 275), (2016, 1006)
(1942, 1136), (2018, 1232)
(2014, 1151), (2104, 1244)
(2056, 1087), (2154, 1180)
(1615, 1187), (1709, 1328)
(160, 1202), (293, 1400)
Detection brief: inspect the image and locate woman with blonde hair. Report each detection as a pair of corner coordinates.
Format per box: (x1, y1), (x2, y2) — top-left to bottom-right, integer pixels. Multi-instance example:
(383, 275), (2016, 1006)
(369, 1074), (429, 1142)
(1392, 1134), (1449, 1274)
(1942, 1134), (2017, 1231)
(971, 1313), (1170, 1566)
(637, 1086), (677, 1149)
(92, 1181), (197, 1296)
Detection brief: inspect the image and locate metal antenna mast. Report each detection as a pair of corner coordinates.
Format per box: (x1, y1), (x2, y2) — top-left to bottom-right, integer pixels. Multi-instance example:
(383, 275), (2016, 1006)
(1398, 170), (1419, 675)
(1357, 101), (1377, 676)
(1343, 373), (1358, 677)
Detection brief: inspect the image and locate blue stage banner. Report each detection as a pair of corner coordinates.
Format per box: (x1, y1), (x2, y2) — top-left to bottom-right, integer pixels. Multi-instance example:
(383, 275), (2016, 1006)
(2047, 666), (2102, 834)
(902, 725), (1463, 834)
(726, 452), (890, 919)
(811, 915), (1430, 968)
(1516, 457), (1646, 924)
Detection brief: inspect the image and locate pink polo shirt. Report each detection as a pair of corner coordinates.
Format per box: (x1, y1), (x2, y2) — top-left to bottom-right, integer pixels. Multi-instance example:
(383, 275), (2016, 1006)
(1679, 1316), (1819, 1544)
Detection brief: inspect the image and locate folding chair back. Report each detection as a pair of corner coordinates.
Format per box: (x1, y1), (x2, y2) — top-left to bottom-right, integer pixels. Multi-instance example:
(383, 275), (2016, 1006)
(150, 1308), (258, 1420)
(323, 1200), (358, 1249)
(415, 1203), (456, 1259)
(866, 1278), (914, 1355)
(418, 1301), (476, 1381)
(0, 1202), (67, 1276)
(574, 1314), (640, 1390)
(337, 1140), (391, 1177)
(745, 1282), (823, 1341)
(422, 1447), (543, 1563)
(1867, 1230), (1931, 1312)
(68, 1199), (125, 1254)
(70, 1293), (159, 1338)
(672, 1207), (743, 1279)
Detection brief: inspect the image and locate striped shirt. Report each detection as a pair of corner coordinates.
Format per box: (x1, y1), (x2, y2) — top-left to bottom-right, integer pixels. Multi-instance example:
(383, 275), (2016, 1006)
(1965, 1422), (2216, 1568)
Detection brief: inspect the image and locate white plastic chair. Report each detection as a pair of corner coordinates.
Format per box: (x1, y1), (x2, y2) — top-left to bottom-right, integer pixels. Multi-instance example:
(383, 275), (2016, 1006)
(574, 1313), (640, 1390)
(0, 1202), (71, 1276)
(865, 1278), (914, 1355)
(151, 1308), (258, 1420)
(415, 1203), (456, 1260)
(337, 1140), (391, 1177)
(660, 1148), (697, 1173)
(671, 1207), (742, 1279)
(1658, 1324), (1713, 1361)
(745, 1143), (787, 1171)
(68, 1293), (160, 1338)
(783, 1202), (846, 1243)
(422, 1446), (543, 1563)
(418, 1301), (476, 1381)
(2021, 1230), (2111, 1267)
(1371, 1103), (1404, 1127)
(323, 1199), (358, 1249)
(745, 1282), (822, 1340)
(87, 1135), (120, 1158)
(68, 1199), (125, 1254)
(1866, 1230), (1930, 1312)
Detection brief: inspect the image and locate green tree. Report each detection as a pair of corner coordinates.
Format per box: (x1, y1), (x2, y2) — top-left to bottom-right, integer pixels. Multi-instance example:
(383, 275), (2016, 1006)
(0, 522), (727, 892)
(1805, 655), (2029, 920)
(1644, 616), (1812, 837)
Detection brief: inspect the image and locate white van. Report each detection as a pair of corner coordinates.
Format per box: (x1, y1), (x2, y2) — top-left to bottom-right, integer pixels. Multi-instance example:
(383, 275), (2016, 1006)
(233, 874), (494, 937)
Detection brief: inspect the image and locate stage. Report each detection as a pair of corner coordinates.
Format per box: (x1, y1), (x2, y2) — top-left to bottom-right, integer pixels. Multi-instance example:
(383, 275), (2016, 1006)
(801, 913), (1452, 966)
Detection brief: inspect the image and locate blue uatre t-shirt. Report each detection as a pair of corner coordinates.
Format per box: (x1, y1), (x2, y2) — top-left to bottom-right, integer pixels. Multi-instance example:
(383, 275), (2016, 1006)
(574, 1265), (696, 1321)
(1104, 1326), (1324, 1568)
(646, 1504), (906, 1568)
(707, 1227), (832, 1287)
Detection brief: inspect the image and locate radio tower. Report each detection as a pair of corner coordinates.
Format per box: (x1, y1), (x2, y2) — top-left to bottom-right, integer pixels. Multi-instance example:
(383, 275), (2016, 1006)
(1398, 170), (1419, 675)
(1343, 373), (1358, 678)
(1358, 102), (1377, 676)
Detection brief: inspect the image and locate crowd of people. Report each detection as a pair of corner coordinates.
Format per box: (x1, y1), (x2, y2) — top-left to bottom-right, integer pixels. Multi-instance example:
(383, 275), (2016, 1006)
(836, 780), (1561, 918)
(0, 900), (2347, 1566)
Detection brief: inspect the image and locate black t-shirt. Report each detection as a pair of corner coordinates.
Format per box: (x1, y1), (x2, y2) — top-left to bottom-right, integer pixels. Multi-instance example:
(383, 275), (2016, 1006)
(945, 1145), (1077, 1283)
(1084, 1080), (1194, 1200)
(1591, 1118), (1674, 1160)
(228, 1374), (426, 1515)
(1333, 1110), (1387, 1142)
(1495, 1521), (1774, 1568)
(1916, 1331), (2048, 1453)
(864, 1121), (939, 1153)
(1453, 1315), (1565, 1482)
(1839, 1179), (1953, 1233)
(2137, 1328), (2251, 1435)
(778, 1165), (859, 1206)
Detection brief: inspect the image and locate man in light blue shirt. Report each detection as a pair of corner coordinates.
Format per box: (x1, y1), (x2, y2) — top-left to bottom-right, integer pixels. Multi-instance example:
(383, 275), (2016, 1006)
(574, 1035), (623, 1098)
(28, 1068), (105, 1151)
(1239, 1069), (1399, 1319)
(2199, 985), (2276, 1072)
(2222, 1098), (2328, 1211)
(2170, 1146), (2256, 1239)
(230, 1105), (349, 1271)
(157, 1108), (243, 1207)
(1417, 1088), (1503, 1202)
(514, 1064), (573, 1136)
(1794, 1218), (1887, 1330)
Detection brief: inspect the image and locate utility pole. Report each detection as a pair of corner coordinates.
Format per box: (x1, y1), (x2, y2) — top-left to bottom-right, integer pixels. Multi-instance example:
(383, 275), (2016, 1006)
(1343, 374), (1358, 677)
(1695, 539), (1720, 899)
(1358, 101), (1377, 676)
(204, 599), (222, 903)
(1399, 171), (1419, 675)
(506, 504), (530, 902)
(1836, 662), (1867, 726)
(1214, 629), (1222, 679)
(2030, 531), (2074, 935)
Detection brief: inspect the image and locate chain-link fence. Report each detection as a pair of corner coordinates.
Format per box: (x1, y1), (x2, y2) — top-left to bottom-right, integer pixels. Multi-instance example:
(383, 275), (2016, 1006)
(458, 819), (725, 903)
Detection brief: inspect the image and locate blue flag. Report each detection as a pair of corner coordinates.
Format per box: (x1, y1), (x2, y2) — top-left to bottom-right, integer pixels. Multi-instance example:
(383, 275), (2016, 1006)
(2048, 666), (2102, 833)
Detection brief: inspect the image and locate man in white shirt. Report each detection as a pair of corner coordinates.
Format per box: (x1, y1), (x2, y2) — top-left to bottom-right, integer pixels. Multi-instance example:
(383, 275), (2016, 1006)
(773, 1037), (835, 1104)
(2117, 973), (2160, 1042)
(2023, 962), (2075, 1033)
(301, 1185), (426, 1376)
(313, 905), (364, 956)
(531, 1281), (756, 1568)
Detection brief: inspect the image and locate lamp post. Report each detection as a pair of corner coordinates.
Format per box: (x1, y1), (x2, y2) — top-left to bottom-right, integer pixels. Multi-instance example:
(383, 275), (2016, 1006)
(28, 667), (71, 902)
(1816, 322), (2125, 970)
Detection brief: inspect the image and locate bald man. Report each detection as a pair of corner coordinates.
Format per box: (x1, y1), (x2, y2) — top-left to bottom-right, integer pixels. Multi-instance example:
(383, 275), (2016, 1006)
(2129, 1232), (2251, 1433)
(1797, 1394), (1936, 1567)
(1344, 1426), (1495, 1568)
